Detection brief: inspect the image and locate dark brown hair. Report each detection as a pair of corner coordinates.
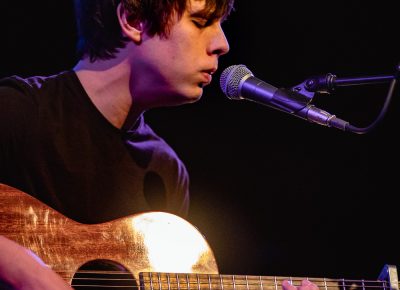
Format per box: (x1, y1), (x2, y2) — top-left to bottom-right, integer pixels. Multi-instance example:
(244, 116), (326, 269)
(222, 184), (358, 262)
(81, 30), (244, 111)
(74, 0), (235, 62)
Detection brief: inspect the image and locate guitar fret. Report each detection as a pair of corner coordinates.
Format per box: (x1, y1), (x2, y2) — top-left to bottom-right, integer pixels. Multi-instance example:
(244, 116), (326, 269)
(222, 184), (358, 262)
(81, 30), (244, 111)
(187, 274), (191, 290)
(197, 274), (201, 290)
(258, 276), (263, 290)
(167, 273), (171, 290)
(150, 272), (155, 290)
(220, 275), (224, 290)
(151, 272), (155, 290)
(233, 275), (237, 290)
(274, 276), (278, 290)
(176, 274), (181, 290)
(158, 273), (162, 290)
(383, 280), (388, 290)
(323, 278), (328, 290)
(208, 274), (212, 290)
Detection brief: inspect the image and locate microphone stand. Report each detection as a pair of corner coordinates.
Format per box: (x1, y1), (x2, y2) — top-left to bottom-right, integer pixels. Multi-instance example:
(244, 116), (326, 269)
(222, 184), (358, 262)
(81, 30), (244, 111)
(304, 73), (395, 93)
(290, 64), (399, 134)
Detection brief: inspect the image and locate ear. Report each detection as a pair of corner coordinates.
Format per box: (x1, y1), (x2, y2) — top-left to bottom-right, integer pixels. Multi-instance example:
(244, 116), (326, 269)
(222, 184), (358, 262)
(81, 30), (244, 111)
(117, 3), (143, 44)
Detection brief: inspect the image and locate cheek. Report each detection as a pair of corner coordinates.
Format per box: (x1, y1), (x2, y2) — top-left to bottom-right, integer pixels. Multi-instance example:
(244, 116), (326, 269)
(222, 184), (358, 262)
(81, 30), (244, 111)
(161, 41), (193, 71)
(169, 37), (189, 57)
(166, 26), (199, 59)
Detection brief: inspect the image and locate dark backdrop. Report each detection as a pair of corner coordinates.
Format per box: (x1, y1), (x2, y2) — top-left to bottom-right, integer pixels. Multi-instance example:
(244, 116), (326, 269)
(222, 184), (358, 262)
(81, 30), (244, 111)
(1, 0), (399, 282)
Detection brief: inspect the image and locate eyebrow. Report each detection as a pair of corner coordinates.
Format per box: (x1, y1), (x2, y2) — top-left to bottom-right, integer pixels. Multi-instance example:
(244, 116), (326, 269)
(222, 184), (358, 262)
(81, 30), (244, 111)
(190, 9), (209, 17)
(188, 0), (229, 22)
(190, 8), (220, 22)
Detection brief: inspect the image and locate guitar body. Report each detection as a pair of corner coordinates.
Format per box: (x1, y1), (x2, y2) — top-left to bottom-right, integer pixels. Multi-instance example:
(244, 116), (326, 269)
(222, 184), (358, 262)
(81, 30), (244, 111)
(1, 183), (397, 290)
(0, 183), (219, 284)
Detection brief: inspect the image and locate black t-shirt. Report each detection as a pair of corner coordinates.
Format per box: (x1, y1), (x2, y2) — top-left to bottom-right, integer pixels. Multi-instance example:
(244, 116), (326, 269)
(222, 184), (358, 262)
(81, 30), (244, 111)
(0, 70), (189, 223)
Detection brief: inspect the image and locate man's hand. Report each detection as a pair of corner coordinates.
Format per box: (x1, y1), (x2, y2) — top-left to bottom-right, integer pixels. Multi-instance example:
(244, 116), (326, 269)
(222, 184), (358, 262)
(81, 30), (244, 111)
(0, 235), (73, 290)
(282, 279), (320, 290)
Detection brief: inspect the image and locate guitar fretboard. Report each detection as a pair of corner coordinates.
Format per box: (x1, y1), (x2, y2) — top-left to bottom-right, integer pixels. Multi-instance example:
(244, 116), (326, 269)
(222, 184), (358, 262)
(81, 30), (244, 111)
(140, 273), (392, 290)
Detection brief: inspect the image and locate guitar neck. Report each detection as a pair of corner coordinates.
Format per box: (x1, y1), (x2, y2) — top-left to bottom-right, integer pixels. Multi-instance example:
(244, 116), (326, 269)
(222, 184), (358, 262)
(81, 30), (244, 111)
(140, 272), (395, 290)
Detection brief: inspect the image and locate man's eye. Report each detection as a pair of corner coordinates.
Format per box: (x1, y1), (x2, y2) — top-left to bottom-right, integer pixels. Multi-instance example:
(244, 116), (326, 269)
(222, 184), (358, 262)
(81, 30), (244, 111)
(192, 19), (208, 28)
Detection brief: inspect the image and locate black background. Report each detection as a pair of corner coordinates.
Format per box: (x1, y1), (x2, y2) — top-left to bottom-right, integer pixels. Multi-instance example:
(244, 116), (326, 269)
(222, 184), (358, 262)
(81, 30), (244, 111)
(1, 0), (399, 282)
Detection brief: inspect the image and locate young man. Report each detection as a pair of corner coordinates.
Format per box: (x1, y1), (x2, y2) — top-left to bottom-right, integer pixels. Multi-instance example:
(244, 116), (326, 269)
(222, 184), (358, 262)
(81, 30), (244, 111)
(0, 0), (320, 289)
(1, 0), (233, 224)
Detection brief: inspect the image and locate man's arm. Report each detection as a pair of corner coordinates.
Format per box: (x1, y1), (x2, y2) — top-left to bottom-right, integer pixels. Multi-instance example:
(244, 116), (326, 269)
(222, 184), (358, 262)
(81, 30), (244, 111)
(0, 235), (72, 290)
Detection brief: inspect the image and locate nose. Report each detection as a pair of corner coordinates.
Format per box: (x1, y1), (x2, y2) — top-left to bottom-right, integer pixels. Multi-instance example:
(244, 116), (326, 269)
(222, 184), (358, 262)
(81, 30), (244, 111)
(208, 22), (230, 57)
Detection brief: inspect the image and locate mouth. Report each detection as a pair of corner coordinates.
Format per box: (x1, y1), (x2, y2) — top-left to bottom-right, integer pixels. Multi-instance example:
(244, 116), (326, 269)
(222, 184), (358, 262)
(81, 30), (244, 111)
(199, 68), (216, 87)
(198, 75), (211, 88)
(203, 72), (213, 84)
(196, 65), (218, 88)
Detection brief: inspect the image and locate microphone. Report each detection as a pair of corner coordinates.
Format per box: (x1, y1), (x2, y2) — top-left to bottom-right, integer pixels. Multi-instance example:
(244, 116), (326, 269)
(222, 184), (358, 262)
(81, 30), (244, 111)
(220, 64), (349, 130)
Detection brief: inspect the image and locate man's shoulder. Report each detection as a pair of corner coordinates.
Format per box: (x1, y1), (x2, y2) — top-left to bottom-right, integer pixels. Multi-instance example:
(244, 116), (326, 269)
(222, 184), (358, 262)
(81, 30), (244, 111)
(0, 71), (78, 129)
(0, 75), (34, 97)
(0, 71), (79, 110)
(0, 71), (73, 93)
(0, 75), (40, 112)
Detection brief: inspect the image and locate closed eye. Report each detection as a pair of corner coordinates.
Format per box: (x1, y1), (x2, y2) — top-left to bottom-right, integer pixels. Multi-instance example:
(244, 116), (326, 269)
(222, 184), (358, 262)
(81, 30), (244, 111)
(192, 17), (211, 28)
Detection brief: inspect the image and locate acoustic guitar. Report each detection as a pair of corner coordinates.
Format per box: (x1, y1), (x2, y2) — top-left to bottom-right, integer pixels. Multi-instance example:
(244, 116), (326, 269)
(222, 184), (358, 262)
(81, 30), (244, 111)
(0, 183), (398, 289)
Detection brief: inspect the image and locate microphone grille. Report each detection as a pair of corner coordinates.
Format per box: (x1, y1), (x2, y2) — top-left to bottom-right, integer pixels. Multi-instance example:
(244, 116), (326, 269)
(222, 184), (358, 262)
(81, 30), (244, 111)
(219, 64), (253, 100)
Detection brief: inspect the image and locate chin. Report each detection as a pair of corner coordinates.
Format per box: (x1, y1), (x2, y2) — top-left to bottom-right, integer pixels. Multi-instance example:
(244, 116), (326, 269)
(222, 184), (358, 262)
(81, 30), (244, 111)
(162, 94), (201, 107)
(163, 85), (203, 106)
(187, 92), (203, 104)
(178, 95), (202, 106)
(179, 87), (203, 104)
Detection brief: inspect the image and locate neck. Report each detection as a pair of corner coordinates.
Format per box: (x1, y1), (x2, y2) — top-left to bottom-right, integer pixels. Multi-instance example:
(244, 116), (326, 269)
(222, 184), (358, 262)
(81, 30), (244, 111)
(73, 52), (143, 130)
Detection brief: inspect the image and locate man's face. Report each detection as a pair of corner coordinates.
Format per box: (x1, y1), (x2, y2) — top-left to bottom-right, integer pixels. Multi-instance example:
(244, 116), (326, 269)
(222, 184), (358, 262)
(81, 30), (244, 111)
(130, 0), (230, 108)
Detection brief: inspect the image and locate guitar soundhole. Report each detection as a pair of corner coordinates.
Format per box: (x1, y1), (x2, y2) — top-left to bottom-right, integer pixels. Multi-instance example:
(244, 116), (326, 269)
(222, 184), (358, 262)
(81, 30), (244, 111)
(71, 259), (137, 290)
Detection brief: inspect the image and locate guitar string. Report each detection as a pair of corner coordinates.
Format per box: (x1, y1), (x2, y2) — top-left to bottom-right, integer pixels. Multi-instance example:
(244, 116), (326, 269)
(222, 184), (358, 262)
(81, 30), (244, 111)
(64, 272), (396, 289)
(72, 286), (135, 288)
(69, 285), (394, 289)
(69, 285), (392, 289)
(75, 276), (370, 284)
(72, 277), (388, 289)
(64, 271), (390, 282)
(67, 275), (394, 289)
(66, 273), (392, 284)
(69, 282), (392, 288)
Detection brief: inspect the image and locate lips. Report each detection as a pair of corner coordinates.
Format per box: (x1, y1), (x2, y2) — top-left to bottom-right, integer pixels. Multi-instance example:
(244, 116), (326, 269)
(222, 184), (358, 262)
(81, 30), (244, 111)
(196, 65), (217, 88)
(201, 72), (212, 84)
